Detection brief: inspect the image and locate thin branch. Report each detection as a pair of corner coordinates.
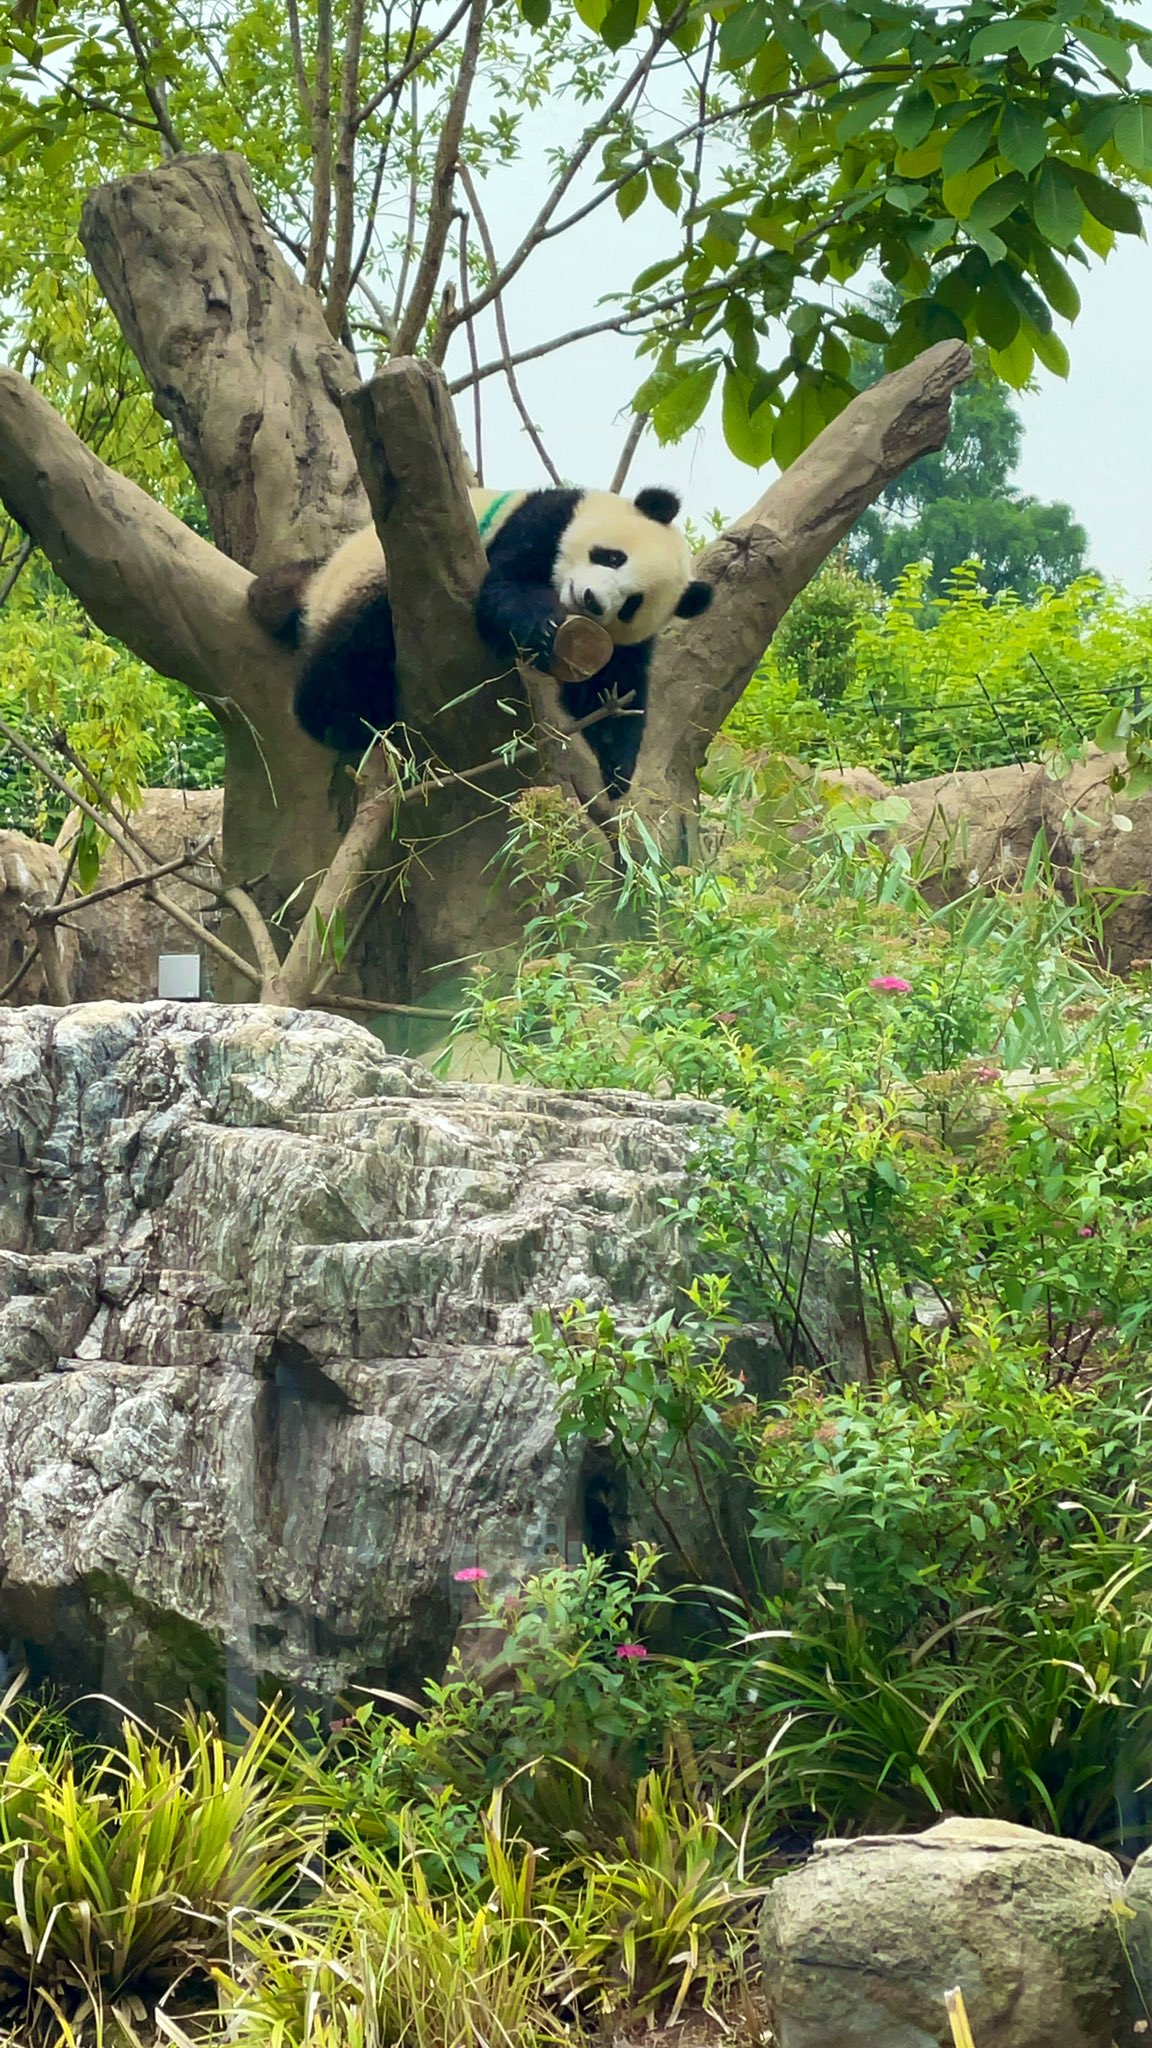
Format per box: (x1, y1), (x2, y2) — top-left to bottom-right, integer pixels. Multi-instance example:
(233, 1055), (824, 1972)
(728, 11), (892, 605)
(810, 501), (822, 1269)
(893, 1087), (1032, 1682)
(323, 994), (458, 1017)
(0, 945), (36, 1005)
(443, 17), (679, 339)
(327, 0), (368, 333)
(0, 534), (32, 608)
(217, 879), (283, 985)
(686, 21), (717, 248)
(348, 133), (395, 301)
(355, 0), (470, 129)
(390, 80), (422, 329)
(393, 0), (488, 356)
(447, 291), (696, 394)
(33, 836), (217, 921)
(286, 0), (314, 119)
(116, 0), (183, 154)
(609, 410), (647, 494)
(146, 882), (261, 987)
(458, 164), (561, 486)
(457, 212), (484, 483)
(306, 0), (334, 295)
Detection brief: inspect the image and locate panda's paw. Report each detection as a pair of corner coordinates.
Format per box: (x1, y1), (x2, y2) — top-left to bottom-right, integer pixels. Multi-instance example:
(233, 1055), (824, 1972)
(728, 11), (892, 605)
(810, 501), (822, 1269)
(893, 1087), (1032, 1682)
(550, 614), (613, 684)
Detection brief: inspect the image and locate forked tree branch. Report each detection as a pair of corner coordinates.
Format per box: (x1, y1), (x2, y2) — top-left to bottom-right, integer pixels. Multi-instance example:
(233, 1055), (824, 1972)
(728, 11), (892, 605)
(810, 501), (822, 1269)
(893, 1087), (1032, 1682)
(633, 338), (973, 838)
(0, 366), (282, 714)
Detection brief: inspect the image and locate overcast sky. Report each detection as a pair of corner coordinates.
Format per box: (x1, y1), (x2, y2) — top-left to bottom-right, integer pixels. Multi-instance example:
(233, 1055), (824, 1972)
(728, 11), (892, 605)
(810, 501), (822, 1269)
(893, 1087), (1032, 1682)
(439, 89), (1152, 594)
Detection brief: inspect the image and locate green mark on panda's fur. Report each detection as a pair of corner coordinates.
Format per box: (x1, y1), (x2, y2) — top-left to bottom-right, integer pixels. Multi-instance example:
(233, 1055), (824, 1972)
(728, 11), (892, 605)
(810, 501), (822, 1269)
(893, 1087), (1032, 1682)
(475, 491), (518, 542)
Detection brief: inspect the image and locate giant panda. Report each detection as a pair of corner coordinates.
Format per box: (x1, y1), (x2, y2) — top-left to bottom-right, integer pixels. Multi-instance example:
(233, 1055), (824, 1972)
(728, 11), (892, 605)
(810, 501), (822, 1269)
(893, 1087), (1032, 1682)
(247, 484), (713, 799)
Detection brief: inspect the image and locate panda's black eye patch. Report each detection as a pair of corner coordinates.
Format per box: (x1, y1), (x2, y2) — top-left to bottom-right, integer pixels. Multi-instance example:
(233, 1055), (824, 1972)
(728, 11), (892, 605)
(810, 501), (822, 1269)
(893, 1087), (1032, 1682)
(590, 546), (627, 569)
(617, 593), (643, 623)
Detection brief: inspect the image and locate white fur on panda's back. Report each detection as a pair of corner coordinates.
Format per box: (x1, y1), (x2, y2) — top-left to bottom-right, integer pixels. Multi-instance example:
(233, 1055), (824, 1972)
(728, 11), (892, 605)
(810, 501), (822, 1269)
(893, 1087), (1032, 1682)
(301, 489), (529, 640)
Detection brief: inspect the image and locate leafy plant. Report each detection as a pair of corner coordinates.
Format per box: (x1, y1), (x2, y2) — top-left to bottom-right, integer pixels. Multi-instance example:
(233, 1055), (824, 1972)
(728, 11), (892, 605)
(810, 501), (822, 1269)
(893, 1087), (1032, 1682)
(0, 1698), (300, 2036)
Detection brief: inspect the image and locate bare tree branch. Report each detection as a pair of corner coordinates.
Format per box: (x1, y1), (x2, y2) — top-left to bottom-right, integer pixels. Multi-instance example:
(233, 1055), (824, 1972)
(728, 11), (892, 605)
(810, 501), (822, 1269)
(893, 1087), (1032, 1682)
(306, 0), (334, 293)
(327, 0), (368, 332)
(457, 164), (560, 487)
(356, 0), (469, 128)
(393, 0), (487, 356)
(609, 410), (647, 493)
(116, 0), (184, 154)
(457, 211), (484, 482)
(444, 18), (678, 339)
(286, 0), (314, 120)
(0, 367), (279, 713)
(633, 339), (973, 844)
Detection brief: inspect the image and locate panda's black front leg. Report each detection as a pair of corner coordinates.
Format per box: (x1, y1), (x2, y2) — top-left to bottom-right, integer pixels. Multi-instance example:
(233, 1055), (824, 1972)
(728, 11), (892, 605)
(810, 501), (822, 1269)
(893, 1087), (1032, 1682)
(475, 569), (564, 670)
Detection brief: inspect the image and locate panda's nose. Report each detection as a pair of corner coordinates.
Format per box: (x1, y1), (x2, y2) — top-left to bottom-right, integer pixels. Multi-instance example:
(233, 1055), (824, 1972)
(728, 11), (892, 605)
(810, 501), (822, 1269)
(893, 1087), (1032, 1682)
(582, 589), (605, 617)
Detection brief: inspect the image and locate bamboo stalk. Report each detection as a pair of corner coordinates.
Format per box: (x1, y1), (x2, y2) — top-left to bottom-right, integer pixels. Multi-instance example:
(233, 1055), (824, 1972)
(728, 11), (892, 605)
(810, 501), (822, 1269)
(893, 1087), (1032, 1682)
(945, 1985), (976, 2048)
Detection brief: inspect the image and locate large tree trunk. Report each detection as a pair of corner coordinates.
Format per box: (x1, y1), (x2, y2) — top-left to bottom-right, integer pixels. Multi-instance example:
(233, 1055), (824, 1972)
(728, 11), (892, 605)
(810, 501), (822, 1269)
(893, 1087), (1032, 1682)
(0, 151), (970, 1018)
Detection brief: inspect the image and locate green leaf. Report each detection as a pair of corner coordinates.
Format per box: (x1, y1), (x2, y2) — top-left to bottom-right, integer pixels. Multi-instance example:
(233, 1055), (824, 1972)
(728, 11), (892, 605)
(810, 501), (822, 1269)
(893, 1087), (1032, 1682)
(974, 278), (1020, 349)
(1032, 161), (1083, 249)
(941, 105), (998, 178)
(1033, 325), (1070, 375)
(650, 160), (680, 210)
(1015, 18), (1064, 67)
(999, 102), (1048, 176)
(718, 0), (765, 67)
(892, 86), (935, 151)
(772, 380), (829, 467)
(722, 364), (776, 465)
(616, 171), (647, 219)
(989, 325), (1035, 388)
(1031, 245), (1081, 320)
(836, 84), (899, 144)
(1000, 265), (1052, 334)
(599, 0), (640, 49)
(519, 0), (550, 26)
(968, 21), (1019, 61)
(1077, 27), (1132, 81)
(1115, 100), (1152, 171)
(1067, 166), (1143, 236)
(967, 170), (1027, 230)
(650, 360), (718, 441)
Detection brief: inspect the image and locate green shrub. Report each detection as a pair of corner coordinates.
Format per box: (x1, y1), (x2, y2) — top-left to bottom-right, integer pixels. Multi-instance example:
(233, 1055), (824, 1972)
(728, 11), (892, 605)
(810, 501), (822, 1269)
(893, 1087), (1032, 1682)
(0, 1699), (298, 2037)
(730, 562), (1152, 780)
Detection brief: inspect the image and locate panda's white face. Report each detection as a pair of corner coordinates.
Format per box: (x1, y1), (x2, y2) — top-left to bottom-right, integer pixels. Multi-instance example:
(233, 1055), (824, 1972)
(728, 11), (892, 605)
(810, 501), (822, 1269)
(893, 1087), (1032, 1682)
(553, 490), (696, 646)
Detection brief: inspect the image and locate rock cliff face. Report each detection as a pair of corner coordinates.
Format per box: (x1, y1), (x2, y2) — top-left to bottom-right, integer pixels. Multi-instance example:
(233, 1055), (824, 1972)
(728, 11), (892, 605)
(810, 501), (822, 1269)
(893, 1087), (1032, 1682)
(0, 1002), (715, 1721)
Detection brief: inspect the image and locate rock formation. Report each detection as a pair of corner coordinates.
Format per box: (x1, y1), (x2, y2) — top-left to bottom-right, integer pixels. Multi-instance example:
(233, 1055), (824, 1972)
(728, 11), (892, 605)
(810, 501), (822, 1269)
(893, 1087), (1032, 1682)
(0, 1000), (719, 1723)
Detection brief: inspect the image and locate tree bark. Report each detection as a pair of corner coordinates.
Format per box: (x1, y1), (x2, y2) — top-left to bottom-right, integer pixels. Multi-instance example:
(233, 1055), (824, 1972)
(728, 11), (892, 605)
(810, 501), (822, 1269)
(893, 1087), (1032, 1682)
(634, 339), (972, 853)
(80, 152), (367, 572)
(0, 148), (971, 1017)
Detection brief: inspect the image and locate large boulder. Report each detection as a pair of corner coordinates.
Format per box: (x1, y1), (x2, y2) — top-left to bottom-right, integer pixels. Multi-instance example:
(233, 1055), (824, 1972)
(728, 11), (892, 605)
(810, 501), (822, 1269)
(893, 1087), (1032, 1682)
(0, 830), (81, 1004)
(760, 1818), (1127, 2048)
(57, 787), (223, 1002)
(0, 1001), (726, 1721)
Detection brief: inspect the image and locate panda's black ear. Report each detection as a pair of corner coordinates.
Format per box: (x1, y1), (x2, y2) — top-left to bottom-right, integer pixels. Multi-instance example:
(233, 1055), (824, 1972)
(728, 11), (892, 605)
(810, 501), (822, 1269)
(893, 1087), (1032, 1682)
(675, 579), (713, 619)
(634, 486), (680, 526)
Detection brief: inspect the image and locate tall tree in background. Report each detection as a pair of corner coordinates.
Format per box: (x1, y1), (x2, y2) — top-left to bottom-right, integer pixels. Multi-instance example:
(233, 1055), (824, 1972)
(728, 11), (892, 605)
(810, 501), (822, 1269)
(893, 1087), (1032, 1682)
(848, 316), (1090, 597)
(0, 0), (1147, 1019)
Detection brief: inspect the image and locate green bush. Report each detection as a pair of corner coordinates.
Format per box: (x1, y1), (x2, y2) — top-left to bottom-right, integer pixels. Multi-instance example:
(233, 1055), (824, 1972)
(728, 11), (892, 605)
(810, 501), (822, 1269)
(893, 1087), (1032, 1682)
(730, 561), (1152, 780)
(0, 579), (223, 853)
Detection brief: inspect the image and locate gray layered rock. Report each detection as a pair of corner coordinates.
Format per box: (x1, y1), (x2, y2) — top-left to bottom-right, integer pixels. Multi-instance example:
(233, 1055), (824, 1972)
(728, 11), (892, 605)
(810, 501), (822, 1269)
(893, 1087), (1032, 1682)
(760, 1818), (1127, 2048)
(0, 1000), (718, 1718)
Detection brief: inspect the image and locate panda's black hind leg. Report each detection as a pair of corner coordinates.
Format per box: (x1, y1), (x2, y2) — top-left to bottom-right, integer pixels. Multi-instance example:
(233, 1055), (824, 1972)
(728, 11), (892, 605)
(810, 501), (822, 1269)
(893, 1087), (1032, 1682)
(294, 593), (399, 753)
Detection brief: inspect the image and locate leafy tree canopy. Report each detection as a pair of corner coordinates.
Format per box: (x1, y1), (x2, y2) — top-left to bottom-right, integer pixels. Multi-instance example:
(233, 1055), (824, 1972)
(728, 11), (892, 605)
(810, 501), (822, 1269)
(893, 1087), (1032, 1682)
(0, 0), (1146, 488)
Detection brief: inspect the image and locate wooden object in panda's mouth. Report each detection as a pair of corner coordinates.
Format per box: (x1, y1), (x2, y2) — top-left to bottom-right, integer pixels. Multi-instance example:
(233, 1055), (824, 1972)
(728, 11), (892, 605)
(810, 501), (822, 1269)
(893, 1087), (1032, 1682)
(549, 614), (613, 685)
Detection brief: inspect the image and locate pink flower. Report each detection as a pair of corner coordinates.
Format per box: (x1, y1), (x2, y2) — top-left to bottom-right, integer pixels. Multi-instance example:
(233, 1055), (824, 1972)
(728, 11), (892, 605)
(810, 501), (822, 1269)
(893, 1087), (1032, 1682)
(976, 1065), (1000, 1082)
(869, 975), (912, 994)
(615, 1643), (648, 1660)
(454, 1566), (489, 1583)
(1078, 1225), (1097, 1238)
